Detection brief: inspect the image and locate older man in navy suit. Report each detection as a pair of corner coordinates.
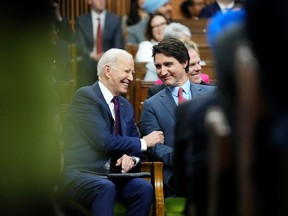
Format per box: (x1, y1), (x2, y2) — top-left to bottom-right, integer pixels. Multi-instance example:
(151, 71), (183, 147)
(62, 48), (164, 216)
(138, 38), (216, 197)
(75, 0), (123, 88)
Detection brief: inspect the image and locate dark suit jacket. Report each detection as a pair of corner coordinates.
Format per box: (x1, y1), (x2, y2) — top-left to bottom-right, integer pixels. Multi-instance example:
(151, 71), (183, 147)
(126, 17), (148, 45)
(76, 11), (123, 56)
(138, 82), (216, 193)
(199, 2), (221, 18)
(174, 93), (219, 215)
(62, 81), (142, 186)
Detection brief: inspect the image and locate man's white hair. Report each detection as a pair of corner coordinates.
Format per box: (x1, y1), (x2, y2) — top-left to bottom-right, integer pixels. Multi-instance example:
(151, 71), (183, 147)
(97, 48), (132, 77)
(163, 22), (192, 39)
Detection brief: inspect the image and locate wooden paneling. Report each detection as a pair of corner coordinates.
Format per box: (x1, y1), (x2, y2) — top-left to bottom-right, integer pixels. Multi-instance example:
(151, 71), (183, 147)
(202, 62), (217, 84)
(175, 18), (209, 34)
(59, 0), (88, 31)
(134, 79), (155, 123)
(198, 44), (214, 62)
(123, 62), (148, 110)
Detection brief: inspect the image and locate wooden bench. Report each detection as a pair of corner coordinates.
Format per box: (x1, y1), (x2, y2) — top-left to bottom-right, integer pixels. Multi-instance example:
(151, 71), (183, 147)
(134, 79), (155, 123)
(126, 43), (139, 59)
(123, 62), (148, 106)
(175, 18), (209, 34)
(202, 62), (217, 84)
(198, 44), (214, 62)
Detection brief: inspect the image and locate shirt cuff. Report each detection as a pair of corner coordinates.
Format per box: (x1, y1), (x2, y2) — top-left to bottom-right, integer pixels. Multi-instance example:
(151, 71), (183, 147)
(140, 138), (147, 151)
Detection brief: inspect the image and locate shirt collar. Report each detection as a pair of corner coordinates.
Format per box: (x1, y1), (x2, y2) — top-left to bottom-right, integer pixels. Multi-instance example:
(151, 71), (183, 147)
(217, 1), (235, 12)
(91, 10), (106, 21)
(169, 79), (190, 97)
(99, 81), (114, 104)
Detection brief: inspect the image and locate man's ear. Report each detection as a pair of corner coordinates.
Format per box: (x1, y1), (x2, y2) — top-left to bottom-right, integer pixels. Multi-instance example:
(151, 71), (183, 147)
(104, 65), (111, 79)
(182, 60), (188, 70)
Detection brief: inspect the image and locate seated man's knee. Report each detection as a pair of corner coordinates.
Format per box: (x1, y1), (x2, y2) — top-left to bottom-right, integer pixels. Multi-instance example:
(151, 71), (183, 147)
(137, 179), (153, 197)
(96, 180), (116, 195)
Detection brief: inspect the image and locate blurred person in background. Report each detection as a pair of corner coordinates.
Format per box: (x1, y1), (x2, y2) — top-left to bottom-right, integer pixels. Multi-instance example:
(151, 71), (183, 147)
(180, 0), (206, 19)
(0, 0), (60, 215)
(126, 0), (172, 46)
(135, 12), (169, 62)
(75, 0), (123, 88)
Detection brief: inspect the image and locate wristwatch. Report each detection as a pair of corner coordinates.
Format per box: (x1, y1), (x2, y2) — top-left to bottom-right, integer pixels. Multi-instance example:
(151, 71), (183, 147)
(130, 156), (137, 165)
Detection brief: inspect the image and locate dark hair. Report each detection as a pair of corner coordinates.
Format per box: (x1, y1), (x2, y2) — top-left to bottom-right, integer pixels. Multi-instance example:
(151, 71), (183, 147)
(126, 0), (141, 26)
(180, 0), (192, 18)
(152, 37), (190, 72)
(145, 12), (169, 41)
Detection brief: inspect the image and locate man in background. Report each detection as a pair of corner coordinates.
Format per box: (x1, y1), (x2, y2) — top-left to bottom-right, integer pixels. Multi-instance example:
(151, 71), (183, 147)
(75, 0), (123, 88)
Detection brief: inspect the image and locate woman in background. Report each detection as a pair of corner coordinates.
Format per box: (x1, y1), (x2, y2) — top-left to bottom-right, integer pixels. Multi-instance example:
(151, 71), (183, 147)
(122, 0), (148, 33)
(135, 12), (169, 62)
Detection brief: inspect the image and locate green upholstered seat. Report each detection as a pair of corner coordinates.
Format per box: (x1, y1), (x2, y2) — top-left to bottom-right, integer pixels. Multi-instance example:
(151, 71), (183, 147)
(165, 197), (186, 216)
(68, 200), (126, 216)
(114, 202), (126, 216)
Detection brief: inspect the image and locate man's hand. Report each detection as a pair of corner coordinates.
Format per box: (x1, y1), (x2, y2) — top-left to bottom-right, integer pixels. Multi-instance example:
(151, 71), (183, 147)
(143, 131), (164, 148)
(90, 51), (103, 61)
(115, 154), (136, 173)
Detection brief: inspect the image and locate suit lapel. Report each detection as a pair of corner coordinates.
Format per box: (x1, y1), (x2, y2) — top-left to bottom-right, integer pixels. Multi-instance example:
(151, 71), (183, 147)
(84, 13), (94, 45)
(103, 12), (109, 39)
(159, 88), (177, 121)
(190, 82), (205, 98)
(118, 97), (127, 136)
(92, 82), (113, 119)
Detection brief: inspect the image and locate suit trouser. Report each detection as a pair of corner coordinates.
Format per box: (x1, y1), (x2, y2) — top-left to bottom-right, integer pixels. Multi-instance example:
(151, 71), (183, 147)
(65, 172), (153, 216)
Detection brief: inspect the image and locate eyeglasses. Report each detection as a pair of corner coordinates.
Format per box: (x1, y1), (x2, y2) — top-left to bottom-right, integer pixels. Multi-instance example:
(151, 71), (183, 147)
(151, 22), (167, 29)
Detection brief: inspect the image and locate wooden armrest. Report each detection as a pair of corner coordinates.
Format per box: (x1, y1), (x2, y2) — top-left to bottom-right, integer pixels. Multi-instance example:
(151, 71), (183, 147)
(141, 161), (165, 216)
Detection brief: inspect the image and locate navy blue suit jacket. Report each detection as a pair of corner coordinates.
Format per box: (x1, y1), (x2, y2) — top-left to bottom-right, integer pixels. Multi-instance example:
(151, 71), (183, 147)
(199, 2), (221, 18)
(75, 11), (123, 56)
(138, 82), (216, 189)
(62, 81), (141, 186)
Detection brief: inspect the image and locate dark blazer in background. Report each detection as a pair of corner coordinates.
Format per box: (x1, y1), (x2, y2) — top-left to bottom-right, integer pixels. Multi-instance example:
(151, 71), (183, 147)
(199, 2), (221, 18)
(174, 93), (219, 215)
(76, 11), (123, 56)
(126, 16), (149, 45)
(138, 82), (216, 196)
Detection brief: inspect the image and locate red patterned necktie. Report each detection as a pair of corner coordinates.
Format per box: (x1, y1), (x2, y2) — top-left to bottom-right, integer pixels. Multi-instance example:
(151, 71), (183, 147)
(96, 17), (103, 54)
(178, 87), (186, 104)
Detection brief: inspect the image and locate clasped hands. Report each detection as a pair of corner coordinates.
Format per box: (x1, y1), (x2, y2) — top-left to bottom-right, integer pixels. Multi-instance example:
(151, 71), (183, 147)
(115, 154), (137, 173)
(143, 130), (165, 148)
(115, 131), (164, 173)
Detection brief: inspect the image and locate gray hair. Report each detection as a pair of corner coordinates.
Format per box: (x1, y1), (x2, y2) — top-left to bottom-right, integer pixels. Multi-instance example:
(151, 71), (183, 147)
(97, 48), (133, 77)
(163, 22), (192, 40)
